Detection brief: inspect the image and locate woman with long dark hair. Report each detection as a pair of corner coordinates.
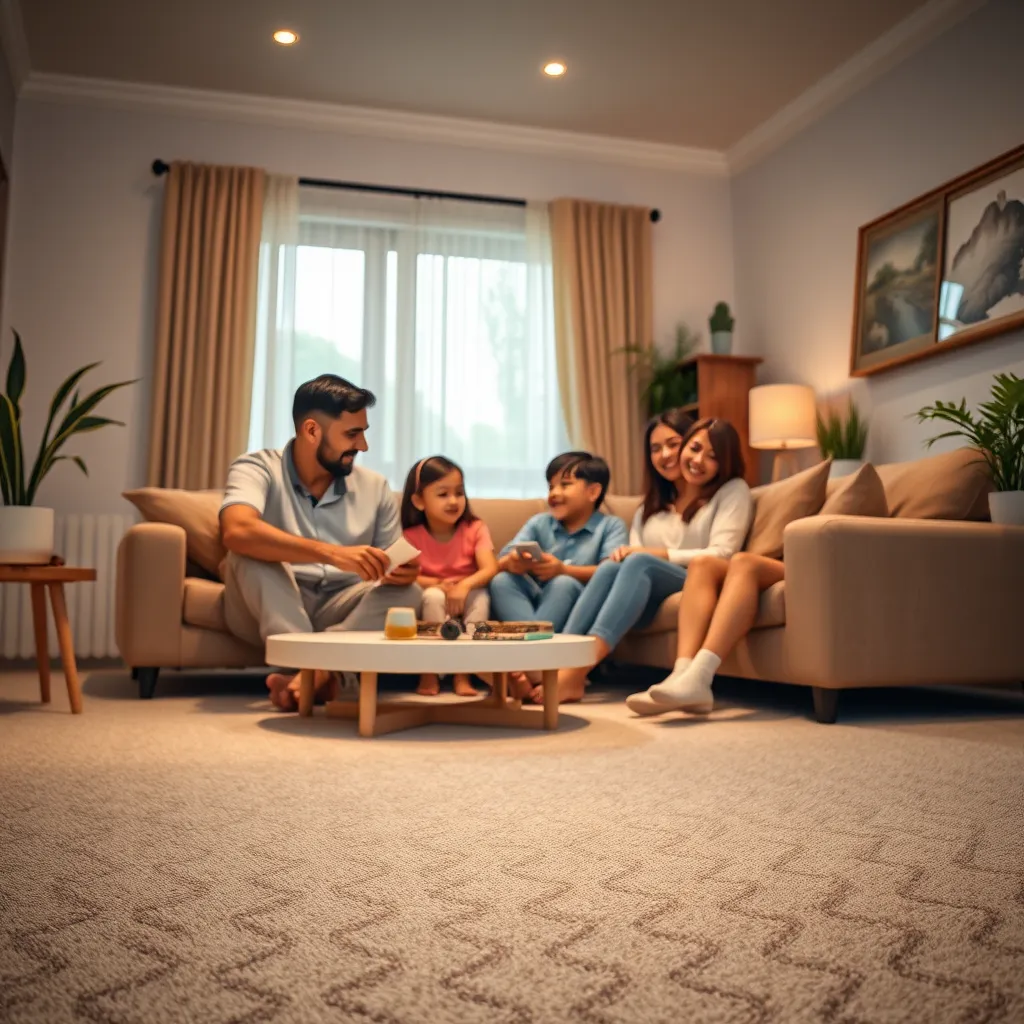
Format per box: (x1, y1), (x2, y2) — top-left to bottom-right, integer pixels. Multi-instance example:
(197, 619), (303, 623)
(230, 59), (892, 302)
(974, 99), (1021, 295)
(541, 412), (754, 704)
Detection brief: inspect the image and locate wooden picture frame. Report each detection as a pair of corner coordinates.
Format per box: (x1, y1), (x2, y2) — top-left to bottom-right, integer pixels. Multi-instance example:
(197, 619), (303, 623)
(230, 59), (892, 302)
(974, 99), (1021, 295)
(850, 143), (1024, 377)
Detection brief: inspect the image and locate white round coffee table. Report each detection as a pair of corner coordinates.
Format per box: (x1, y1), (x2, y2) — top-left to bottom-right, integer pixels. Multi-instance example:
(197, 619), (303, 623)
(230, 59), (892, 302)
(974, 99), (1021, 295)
(265, 631), (597, 737)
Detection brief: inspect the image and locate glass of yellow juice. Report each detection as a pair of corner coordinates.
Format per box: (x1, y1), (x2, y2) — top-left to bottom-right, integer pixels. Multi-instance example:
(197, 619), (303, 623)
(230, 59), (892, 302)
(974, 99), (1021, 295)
(384, 607), (417, 640)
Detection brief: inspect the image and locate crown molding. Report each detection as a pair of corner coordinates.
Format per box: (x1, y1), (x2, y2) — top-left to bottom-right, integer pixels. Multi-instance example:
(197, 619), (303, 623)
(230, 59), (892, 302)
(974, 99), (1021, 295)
(726, 0), (987, 175)
(21, 72), (729, 177)
(0, 0), (30, 92)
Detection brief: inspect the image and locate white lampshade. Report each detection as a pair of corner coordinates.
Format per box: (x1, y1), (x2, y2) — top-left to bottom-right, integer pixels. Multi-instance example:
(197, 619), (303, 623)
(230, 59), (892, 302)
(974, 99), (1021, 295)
(748, 384), (817, 450)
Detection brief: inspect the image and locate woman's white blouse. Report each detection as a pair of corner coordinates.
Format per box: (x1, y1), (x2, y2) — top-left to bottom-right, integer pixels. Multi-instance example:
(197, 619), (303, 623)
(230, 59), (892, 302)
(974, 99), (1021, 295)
(629, 477), (755, 565)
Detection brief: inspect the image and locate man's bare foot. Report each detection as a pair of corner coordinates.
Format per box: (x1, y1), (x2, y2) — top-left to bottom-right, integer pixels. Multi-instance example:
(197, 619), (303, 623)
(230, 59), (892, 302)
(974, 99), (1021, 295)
(312, 669), (340, 704)
(528, 667), (588, 705)
(267, 672), (298, 711)
(417, 673), (441, 696)
(453, 673), (479, 697)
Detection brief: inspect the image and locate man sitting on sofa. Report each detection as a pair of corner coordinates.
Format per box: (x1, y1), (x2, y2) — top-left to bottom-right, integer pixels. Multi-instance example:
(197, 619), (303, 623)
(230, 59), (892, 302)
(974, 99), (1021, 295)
(220, 374), (421, 710)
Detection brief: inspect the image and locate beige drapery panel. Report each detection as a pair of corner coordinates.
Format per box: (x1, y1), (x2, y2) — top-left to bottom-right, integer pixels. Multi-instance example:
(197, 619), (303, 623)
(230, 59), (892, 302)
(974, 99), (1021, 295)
(147, 162), (266, 488)
(550, 199), (653, 495)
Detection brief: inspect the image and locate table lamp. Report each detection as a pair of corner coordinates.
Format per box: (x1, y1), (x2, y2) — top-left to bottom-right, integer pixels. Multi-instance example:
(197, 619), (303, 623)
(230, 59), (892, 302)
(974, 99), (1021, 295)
(748, 384), (817, 481)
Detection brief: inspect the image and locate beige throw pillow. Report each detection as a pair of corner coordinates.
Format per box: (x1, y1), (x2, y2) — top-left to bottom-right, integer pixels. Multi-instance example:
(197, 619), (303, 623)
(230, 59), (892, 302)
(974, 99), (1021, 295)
(122, 488), (228, 577)
(744, 459), (831, 558)
(819, 463), (889, 518)
(875, 447), (991, 520)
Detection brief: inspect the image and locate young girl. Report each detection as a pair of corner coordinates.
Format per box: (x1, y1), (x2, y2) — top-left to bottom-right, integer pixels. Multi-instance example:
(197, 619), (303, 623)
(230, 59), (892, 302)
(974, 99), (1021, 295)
(401, 455), (499, 696)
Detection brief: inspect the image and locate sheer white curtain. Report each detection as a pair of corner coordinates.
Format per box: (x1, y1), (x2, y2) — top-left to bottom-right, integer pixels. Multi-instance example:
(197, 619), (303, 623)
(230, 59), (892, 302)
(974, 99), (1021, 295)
(249, 185), (568, 497)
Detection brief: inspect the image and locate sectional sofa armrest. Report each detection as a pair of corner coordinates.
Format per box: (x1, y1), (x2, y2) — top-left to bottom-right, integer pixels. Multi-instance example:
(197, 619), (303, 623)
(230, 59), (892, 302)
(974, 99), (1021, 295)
(780, 514), (1024, 687)
(115, 522), (187, 668)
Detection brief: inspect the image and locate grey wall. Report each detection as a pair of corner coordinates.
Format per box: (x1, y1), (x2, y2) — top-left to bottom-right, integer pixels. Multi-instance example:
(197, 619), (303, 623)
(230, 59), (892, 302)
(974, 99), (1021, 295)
(732, 0), (1024, 467)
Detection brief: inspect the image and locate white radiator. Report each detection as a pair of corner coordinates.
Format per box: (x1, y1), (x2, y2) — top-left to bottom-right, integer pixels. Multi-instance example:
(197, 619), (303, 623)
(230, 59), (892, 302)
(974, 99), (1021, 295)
(0, 513), (130, 660)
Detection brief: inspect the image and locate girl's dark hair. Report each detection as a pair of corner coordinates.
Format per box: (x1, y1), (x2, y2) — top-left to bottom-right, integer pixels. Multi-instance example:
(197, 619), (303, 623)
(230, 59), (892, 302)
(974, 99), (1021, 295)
(675, 418), (746, 522)
(640, 408), (696, 524)
(400, 455), (478, 530)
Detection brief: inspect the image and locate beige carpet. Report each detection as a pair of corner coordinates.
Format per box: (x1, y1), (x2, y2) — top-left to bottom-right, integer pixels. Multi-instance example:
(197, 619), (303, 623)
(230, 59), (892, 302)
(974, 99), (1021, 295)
(1, 669), (1023, 1024)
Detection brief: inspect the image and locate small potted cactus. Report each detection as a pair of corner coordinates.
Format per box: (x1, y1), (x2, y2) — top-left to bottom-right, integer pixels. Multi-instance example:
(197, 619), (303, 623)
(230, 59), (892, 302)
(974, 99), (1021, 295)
(709, 302), (735, 355)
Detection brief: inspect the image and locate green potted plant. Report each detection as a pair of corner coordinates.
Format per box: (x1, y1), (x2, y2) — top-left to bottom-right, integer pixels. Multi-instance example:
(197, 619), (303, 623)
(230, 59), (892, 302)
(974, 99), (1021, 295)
(615, 323), (699, 417)
(915, 371), (1024, 526)
(0, 331), (135, 563)
(709, 301), (735, 355)
(816, 400), (868, 479)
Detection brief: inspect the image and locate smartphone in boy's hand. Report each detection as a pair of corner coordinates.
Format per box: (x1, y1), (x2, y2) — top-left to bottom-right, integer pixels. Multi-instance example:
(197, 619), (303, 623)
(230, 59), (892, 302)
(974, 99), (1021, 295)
(512, 541), (545, 563)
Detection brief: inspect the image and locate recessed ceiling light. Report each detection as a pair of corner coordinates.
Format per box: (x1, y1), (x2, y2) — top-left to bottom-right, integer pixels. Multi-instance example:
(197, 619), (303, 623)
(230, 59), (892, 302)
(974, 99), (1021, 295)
(543, 61), (566, 77)
(273, 29), (299, 46)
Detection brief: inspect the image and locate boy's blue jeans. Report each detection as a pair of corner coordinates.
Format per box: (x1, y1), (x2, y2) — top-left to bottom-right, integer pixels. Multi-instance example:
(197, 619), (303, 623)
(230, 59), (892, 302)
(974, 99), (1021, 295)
(563, 554), (687, 650)
(489, 572), (584, 631)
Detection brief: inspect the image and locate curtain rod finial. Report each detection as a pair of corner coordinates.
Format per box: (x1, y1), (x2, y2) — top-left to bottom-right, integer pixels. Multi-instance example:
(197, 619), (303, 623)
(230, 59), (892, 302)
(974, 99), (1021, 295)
(152, 159), (169, 176)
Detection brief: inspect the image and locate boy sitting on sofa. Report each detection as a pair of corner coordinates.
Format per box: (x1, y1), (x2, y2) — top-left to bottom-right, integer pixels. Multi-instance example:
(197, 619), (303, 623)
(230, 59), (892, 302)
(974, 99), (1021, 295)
(490, 450), (627, 640)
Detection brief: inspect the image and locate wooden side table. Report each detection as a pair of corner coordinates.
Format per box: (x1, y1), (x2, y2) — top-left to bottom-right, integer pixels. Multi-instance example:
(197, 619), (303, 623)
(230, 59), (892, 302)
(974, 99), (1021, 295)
(0, 563), (97, 714)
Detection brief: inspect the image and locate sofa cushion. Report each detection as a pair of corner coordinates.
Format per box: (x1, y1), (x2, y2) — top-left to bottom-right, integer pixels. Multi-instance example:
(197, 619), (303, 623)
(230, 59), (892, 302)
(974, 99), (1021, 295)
(123, 487), (227, 578)
(603, 494), (642, 529)
(469, 497), (548, 551)
(183, 578), (229, 632)
(819, 463), (889, 517)
(875, 447), (991, 520)
(744, 460), (831, 559)
(633, 579), (786, 635)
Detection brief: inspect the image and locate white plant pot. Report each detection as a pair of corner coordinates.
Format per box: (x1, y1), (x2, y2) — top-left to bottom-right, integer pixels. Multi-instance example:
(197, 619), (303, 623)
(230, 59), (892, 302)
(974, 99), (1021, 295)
(0, 506), (55, 564)
(988, 491), (1024, 526)
(710, 330), (733, 355)
(829, 459), (863, 480)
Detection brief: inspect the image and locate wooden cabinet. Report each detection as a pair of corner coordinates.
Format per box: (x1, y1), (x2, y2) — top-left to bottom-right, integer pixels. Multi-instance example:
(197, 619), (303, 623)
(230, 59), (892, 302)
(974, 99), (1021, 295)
(677, 354), (762, 488)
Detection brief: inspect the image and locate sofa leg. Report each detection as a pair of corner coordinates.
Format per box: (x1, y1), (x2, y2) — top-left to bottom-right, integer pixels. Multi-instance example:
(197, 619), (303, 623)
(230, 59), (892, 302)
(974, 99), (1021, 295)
(130, 667), (139, 681)
(137, 667), (160, 700)
(811, 687), (839, 724)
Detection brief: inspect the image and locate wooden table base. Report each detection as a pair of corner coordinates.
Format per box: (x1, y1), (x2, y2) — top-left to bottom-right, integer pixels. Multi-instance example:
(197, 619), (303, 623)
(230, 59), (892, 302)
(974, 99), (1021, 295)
(302, 670), (561, 738)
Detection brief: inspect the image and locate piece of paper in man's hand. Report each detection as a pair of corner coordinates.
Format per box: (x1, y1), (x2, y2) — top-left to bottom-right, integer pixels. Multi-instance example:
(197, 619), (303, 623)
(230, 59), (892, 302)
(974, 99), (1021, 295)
(372, 536), (422, 586)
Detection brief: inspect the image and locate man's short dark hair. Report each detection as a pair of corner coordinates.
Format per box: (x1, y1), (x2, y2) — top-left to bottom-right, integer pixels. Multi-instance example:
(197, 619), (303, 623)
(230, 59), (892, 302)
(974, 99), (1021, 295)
(545, 451), (611, 508)
(292, 375), (376, 429)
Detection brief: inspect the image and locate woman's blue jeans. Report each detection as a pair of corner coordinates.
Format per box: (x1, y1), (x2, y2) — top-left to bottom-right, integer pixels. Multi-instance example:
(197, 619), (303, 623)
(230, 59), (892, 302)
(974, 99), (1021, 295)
(563, 554), (687, 650)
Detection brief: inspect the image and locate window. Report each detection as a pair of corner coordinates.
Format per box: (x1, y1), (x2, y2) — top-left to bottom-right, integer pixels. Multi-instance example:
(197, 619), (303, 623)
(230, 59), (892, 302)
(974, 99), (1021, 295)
(249, 187), (568, 497)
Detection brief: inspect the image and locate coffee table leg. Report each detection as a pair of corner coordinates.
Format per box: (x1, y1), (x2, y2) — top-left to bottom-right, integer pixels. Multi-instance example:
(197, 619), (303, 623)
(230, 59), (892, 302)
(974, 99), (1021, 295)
(47, 583), (83, 714)
(542, 670), (558, 730)
(298, 669), (315, 717)
(359, 672), (378, 737)
(491, 672), (508, 707)
(30, 583), (51, 704)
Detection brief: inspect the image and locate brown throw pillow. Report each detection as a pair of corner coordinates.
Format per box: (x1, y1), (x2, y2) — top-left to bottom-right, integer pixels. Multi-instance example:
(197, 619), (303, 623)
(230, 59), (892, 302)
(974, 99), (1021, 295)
(122, 488), (228, 577)
(875, 447), (991, 520)
(744, 459), (831, 558)
(819, 463), (889, 518)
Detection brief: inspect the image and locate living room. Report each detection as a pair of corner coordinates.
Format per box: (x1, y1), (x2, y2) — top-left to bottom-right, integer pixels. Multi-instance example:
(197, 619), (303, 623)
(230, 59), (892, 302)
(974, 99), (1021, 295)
(1, 0), (1022, 1021)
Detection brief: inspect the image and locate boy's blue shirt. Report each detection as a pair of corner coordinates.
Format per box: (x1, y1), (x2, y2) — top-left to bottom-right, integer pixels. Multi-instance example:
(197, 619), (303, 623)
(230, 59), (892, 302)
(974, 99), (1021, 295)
(500, 510), (628, 567)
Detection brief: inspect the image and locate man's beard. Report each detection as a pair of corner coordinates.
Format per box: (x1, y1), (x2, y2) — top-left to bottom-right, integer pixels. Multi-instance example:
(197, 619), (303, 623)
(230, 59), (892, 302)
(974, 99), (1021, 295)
(317, 441), (358, 478)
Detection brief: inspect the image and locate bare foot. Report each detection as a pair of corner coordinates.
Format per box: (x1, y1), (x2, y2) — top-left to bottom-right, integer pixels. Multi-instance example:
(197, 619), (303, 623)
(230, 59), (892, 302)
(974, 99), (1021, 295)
(528, 667), (588, 705)
(508, 671), (541, 700)
(416, 673), (441, 696)
(453, 673), (479, 697)
(267, 672), (298, 712)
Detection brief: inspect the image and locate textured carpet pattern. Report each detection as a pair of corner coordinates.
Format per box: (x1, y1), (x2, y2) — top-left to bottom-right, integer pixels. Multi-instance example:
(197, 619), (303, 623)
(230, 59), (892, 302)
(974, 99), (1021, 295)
(1, 671), (1022, 1023)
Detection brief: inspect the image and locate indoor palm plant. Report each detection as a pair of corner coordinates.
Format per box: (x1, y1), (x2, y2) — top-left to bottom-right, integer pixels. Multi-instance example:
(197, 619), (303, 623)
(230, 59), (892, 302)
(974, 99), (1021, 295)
(915, 371), (1024, 526)
(1, 331), (135, 562)
(816, 400), (868, 478)
(616, 323), (700, 417)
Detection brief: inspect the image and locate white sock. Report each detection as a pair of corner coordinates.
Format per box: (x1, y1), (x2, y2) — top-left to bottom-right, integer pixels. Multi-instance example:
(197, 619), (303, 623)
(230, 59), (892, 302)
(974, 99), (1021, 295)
(674, 656), (692, 672)
(648, 649), (721, 708)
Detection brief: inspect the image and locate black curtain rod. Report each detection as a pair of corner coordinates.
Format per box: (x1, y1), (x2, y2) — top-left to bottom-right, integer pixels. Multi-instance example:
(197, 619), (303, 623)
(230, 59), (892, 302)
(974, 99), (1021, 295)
(150, 159), (661, 222)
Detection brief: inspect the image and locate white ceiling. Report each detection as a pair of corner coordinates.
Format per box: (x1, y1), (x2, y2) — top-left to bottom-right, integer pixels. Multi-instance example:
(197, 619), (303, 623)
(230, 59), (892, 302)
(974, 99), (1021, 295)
(20, 0), (942, 150)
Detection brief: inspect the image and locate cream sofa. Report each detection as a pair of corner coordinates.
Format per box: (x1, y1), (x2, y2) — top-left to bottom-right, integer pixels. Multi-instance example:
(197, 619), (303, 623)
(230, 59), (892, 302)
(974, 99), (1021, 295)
(115, 449), (1024, 721)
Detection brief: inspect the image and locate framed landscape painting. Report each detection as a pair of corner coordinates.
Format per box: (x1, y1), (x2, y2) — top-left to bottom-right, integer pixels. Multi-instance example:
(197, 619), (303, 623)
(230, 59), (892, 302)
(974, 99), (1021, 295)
(850, 143), (1024, 377)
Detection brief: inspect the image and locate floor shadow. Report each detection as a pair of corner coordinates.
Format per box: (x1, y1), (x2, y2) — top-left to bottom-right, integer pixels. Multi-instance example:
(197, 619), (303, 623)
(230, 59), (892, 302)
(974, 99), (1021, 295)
(254, 705), (592, 743)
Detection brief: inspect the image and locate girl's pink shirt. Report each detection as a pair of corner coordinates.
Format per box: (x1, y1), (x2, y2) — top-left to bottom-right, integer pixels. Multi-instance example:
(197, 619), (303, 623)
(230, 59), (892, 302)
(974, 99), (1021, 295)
(403, 519), (494, 580)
